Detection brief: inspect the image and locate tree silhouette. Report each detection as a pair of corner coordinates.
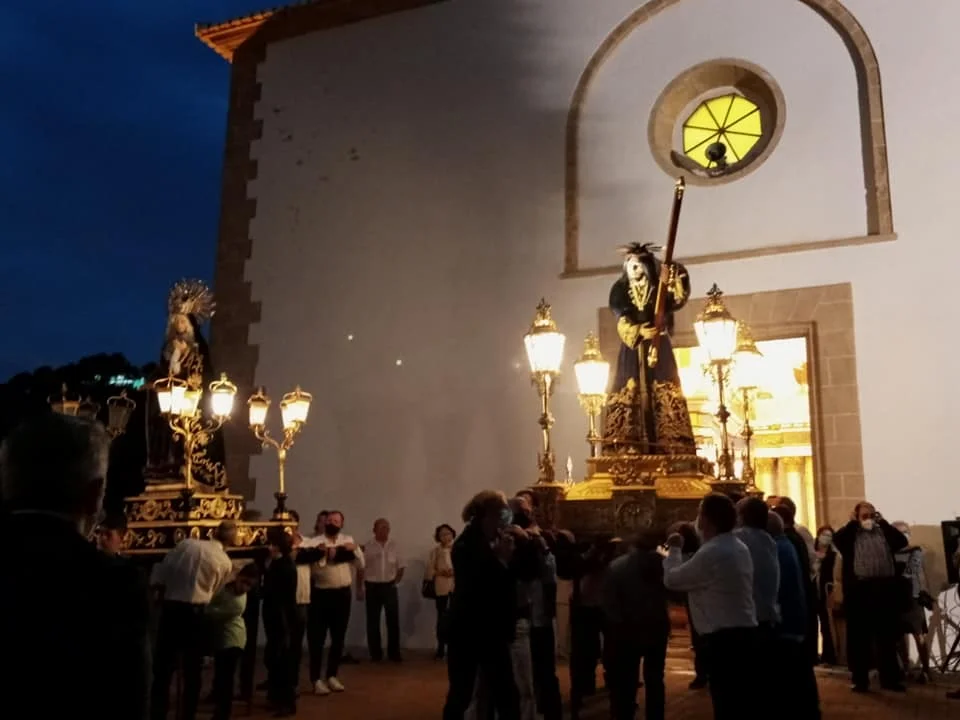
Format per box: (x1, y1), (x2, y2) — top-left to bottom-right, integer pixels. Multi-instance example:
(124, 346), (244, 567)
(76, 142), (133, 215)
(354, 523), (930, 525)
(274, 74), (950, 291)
(0, 353), (155, 513)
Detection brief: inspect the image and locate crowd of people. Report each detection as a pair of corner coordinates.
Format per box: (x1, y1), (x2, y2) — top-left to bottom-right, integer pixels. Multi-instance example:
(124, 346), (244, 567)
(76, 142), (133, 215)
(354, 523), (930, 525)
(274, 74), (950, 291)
(0, 413), (957, 720)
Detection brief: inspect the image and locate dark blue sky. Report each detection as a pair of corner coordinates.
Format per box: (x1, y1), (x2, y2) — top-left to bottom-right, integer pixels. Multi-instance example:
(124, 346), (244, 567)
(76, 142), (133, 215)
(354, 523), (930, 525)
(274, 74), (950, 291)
(0, 0), (268, 380)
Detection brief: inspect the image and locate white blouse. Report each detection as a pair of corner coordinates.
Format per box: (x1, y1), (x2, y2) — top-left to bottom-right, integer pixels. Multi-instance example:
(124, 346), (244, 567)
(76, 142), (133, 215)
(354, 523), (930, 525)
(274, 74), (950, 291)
(426, 545), (455, 597)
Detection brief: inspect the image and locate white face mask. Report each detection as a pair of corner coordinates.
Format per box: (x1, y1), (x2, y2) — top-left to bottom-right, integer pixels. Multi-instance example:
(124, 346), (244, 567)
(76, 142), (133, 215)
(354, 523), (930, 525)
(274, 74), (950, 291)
(860, 518), (875, 532)
(818, 533), (833, 546)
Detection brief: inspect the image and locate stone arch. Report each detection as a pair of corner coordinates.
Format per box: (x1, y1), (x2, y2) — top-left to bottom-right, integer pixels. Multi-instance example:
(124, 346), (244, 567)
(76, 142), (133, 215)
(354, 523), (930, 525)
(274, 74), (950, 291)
(563, 0), (893, 277)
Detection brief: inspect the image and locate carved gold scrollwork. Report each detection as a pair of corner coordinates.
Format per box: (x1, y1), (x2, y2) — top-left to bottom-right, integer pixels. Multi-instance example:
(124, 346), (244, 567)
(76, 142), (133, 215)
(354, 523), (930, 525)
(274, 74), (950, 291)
(651, 381), (697, 454)
(603, 379), (640, 447)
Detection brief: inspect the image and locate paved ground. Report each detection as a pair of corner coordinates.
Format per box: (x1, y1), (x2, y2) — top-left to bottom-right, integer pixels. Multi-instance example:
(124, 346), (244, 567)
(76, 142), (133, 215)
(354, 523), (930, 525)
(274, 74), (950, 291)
(212, 649), (960, 719)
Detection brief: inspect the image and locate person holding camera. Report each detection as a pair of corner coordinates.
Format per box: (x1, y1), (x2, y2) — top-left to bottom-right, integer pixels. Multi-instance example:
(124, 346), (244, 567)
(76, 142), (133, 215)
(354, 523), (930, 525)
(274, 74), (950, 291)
(832, 501), (908, 693)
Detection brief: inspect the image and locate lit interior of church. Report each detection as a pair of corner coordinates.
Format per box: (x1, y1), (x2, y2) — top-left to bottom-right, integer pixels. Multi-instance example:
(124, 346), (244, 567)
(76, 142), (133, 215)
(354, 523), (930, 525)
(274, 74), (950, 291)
(676, 337), (816, 529)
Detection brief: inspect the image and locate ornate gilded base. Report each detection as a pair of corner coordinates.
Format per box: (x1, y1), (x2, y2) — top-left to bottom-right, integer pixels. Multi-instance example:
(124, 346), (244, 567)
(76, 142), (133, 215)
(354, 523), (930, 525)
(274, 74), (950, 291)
(531, 451), (752, 541)
(123, 481), (286, 555)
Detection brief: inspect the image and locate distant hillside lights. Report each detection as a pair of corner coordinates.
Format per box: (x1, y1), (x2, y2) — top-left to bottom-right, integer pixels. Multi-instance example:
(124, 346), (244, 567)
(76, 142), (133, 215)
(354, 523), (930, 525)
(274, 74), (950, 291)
(90, 373), (146, 390)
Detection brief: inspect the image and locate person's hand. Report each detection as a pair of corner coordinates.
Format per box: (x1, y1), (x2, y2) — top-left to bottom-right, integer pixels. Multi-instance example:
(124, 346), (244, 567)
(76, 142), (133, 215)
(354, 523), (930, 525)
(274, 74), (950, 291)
(343, 542), (357, 552)
(666, 533), (684, 550)
(639, 324), (658, 340)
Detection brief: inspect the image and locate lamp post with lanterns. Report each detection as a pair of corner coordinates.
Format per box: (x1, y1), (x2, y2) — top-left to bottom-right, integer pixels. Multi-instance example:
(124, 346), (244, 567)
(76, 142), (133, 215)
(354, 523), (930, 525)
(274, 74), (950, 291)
(573, 332), (610, 458)
(694, 284), (739, 482)
(153, 373), (237, 489)
(247, 385), (312, 520)
(523, 299), (566, 484)
(49, 384), (137, 439)
(732, 322), (764, 489)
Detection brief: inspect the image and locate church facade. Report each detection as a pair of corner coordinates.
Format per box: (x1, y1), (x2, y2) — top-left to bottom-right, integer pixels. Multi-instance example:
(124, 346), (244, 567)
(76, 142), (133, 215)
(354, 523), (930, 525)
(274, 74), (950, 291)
(198, 0), (957, 643)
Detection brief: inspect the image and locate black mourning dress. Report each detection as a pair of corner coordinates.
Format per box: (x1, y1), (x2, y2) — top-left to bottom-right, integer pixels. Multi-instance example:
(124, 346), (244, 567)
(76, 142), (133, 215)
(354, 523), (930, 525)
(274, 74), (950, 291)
(603, 256), (697, 455)
(144, 314), (228, 489)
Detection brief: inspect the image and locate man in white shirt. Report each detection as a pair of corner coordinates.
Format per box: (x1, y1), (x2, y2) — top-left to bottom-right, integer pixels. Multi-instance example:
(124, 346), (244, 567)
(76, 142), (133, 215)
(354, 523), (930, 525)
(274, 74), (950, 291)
(360, 517), (406, 662)
(306, 510), (364, 696)
(151, 520), (236, 720)
(664, 494), (758, 720)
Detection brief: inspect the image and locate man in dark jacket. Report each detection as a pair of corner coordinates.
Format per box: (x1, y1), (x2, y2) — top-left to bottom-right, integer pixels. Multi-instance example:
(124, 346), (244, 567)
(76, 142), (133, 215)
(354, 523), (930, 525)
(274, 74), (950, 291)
(0, 414), (150, 720)
(443, 490), (520, 720)
(833, 501), (908, 692)
(602, 531), (670, 720)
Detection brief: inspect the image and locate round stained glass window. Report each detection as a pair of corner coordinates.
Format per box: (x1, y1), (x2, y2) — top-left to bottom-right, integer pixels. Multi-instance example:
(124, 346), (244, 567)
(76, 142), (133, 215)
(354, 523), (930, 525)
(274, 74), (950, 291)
(682, 94), (762, 170)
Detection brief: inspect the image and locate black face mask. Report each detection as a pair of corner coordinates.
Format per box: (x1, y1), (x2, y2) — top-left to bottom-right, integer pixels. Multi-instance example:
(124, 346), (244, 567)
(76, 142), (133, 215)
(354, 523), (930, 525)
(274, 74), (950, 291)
(324, 524), (341, 537)
(513, 512), (532, 529)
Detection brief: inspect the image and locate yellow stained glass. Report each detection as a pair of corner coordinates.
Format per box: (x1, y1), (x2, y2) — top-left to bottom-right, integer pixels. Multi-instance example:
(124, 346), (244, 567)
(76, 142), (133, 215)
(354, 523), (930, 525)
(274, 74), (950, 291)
(682, 93), (763, 169)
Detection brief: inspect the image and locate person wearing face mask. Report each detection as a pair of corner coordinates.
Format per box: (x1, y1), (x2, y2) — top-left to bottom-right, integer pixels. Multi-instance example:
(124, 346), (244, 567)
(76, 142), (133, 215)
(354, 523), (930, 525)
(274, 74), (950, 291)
(305, 510), (365, 696)
(813, 525), (842, 666)
(0, 414), (151, 720)
(832, 501), (908, 693)
(442, 490), (520, 720)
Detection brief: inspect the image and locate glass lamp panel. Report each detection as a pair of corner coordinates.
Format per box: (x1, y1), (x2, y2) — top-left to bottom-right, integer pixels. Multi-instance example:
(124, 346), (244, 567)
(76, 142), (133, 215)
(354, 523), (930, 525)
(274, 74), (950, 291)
(107, 404), (132, 433)
(574, 358), (610, 396)
(248, 399), (269, 427)
(694, 316), (738, 363)
(169, 384), (187, 415)
(181, 389), (202, 417)
(733, 348), (764, 390)
(210, 387), (235, 419)
(524, 331), (566, 374)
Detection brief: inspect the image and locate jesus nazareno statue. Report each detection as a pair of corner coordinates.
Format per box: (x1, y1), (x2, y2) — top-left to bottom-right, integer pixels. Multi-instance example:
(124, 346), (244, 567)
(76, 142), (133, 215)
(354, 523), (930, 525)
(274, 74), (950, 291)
(603, 243), (697, 455)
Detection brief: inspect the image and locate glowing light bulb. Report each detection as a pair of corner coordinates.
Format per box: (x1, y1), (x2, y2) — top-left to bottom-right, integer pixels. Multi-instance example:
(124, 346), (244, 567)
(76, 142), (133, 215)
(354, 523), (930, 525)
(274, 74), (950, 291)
(347, 333), (354, 341)
(395, 359), (403, 366)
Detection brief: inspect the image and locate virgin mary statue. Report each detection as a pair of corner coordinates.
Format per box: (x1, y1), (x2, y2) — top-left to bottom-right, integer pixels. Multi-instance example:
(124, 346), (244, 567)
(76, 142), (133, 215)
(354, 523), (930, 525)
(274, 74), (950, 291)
(144, 280), (228, 489)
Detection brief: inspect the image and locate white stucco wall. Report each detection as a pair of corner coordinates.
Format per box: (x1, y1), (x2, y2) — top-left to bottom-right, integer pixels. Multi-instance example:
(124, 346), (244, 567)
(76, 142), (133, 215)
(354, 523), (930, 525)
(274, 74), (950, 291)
(241, 0), (960, 648)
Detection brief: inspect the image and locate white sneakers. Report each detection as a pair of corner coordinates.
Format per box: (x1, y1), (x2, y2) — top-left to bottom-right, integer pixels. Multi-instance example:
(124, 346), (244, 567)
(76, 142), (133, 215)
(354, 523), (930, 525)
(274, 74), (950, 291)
(313, 677), (345, 695)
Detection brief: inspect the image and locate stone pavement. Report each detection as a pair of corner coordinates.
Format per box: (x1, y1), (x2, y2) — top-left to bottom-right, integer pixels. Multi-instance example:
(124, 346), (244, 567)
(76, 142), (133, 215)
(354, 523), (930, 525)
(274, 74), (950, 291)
(224, 650), (960, 720)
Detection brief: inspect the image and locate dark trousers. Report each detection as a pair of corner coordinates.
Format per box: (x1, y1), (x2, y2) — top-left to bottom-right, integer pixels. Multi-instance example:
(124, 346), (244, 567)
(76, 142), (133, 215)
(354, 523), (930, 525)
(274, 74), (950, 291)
(777, 637), (822, 720)
(365, 581), (400, 660)
(530, 625), (563, 720)
(606, 631), (668, 720)
(435, 595), (451, 653)
(702, 627), (759, 720)
(151, 601), (206, 720)
(308, 586), (352, 681)
(570, 604), (605, 715)
(291, 604), (308, 682)
(443, 636), (519, 720)
(212, 647), (243, 720)
(265, 637), (297, 713)
(847, 577), (902, 687)
(817, 597), (837, 664)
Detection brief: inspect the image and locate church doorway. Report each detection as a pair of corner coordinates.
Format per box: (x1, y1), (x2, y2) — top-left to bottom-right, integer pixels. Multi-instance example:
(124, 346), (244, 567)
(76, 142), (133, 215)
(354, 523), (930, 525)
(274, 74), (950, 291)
(675, 336), (817, 529)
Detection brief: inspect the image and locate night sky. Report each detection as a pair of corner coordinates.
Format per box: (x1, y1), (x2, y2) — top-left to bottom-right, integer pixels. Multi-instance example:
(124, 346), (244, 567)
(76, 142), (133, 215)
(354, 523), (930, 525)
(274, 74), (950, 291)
(0, 1), (268, 380)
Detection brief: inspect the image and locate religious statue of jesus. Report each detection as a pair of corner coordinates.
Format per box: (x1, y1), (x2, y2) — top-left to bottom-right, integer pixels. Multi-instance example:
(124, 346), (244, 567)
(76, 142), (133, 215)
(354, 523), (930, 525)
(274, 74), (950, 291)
(603, 243), (697, 456)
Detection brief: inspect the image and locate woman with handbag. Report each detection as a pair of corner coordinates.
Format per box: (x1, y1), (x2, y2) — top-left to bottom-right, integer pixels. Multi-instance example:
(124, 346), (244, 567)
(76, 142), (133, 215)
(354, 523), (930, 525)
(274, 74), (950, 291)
(892, 521), (933, 683)
(425, 524), (457, 659)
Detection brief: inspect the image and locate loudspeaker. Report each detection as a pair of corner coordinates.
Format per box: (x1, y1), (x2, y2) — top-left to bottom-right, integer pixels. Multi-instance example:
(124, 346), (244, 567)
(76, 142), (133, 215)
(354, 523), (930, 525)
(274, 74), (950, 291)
(941, 520), (960, 585)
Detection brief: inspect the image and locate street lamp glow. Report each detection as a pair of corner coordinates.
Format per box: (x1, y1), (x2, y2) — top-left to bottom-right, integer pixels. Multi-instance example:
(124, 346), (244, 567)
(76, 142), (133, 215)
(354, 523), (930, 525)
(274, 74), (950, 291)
(280, 386), (312, 430)
(524, 299), (566, 375)
(694, 284), (738, 363)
